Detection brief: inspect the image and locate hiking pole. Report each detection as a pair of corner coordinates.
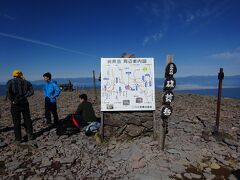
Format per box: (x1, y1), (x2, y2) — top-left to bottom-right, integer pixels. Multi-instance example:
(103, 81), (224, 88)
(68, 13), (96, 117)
(215, 68), (224, 133)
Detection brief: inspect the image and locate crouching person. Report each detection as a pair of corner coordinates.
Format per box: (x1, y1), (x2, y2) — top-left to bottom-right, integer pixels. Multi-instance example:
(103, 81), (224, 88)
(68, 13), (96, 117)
(56, 93), (100, 136)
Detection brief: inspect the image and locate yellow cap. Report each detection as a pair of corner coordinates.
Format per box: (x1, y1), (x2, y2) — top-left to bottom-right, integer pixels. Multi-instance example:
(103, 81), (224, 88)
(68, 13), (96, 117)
(12, 70), (24, 79)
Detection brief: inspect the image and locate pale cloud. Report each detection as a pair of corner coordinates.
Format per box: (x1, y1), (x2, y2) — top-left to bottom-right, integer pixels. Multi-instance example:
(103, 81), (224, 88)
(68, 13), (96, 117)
(179, 0), (229, 25)
(137, 0), (175, 45)
(138, 0), (229, 45)
(143, 32), (163, 46)
(183, 8), (211, 23)
(0, 11), (15, 20)
(143, 36), (150, 45)
(3, 14), (15, 20)
(209, 48), (240, 60)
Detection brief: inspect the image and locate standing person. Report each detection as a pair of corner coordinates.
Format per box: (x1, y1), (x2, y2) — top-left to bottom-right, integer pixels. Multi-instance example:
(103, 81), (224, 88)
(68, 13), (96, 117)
(6, 70), (34, 144)
(43, 72), (61, 126)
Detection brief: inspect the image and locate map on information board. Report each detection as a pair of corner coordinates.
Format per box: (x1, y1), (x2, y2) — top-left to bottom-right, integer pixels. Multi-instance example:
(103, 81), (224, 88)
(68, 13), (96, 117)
(101, 58), (155, 111)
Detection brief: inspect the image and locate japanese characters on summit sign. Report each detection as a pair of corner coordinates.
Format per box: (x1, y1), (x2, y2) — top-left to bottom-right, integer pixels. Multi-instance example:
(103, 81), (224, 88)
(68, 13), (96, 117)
(161, 62), (177, 131)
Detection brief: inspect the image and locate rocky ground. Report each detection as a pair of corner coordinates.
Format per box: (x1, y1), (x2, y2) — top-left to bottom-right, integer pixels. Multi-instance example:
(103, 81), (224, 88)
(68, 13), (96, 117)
(0, 89), (240, 180)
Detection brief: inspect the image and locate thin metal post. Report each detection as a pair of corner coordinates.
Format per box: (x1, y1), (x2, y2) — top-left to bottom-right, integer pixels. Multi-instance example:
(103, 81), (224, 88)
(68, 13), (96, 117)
(93, 70), (97, 101)
(216, 68), (224, 133)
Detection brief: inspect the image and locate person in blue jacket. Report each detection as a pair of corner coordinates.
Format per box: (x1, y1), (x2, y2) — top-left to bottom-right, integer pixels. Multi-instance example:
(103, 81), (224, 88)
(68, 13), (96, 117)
(43, 72), (61, 126)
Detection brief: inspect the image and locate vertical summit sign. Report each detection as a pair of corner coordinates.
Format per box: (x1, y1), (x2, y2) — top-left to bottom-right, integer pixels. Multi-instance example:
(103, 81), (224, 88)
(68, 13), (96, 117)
(101, 58), (155, 111)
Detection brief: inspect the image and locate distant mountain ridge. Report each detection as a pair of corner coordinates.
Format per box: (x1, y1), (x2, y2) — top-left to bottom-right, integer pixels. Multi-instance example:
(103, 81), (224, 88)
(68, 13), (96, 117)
(32, 77), (97, 87)
(1, 75), (240, 98)
(30, 75), (240, 90)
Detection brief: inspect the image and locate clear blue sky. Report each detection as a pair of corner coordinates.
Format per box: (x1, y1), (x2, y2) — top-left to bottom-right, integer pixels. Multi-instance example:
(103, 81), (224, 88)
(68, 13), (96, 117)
(0, 0), (240, 82)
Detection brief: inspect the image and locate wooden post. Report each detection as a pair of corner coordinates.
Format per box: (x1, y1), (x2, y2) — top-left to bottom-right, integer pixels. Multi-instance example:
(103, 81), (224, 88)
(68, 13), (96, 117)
(160, 54), (175, 150)
(154, 55), (172, 141)
(215, 68), (224, 133)
(93, 70), (97, 101)
(167, 54), (173, 63)
(100, 112), (104, 140)
(162, 119), (167, 150)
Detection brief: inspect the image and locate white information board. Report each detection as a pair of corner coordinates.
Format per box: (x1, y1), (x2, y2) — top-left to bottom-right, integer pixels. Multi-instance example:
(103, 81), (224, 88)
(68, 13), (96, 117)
(101, 58), (155, 111)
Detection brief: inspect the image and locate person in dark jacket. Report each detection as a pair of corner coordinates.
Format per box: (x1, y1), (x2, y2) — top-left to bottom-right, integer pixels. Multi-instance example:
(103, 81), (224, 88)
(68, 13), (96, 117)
(56, 94), (100, 136)
(6, 70), (34, 143)
(75, 94), (97, 123)
(43, 72), (61, 126)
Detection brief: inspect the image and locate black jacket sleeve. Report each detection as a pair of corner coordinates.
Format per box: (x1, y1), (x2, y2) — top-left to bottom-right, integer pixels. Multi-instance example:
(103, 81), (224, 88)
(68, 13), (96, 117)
(6, 80), (13, 101)
(25, 81), (34, 97)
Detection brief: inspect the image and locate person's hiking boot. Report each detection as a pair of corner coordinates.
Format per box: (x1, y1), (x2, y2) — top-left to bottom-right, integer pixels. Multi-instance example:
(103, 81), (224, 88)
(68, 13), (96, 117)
(46, 120), (52, 125)
(13, 140), (21, 145)
(94, 132), (102, 144)
(53, 122), (59, 128)
(27, 133), (34, 140)
(46, 122), (53, 127)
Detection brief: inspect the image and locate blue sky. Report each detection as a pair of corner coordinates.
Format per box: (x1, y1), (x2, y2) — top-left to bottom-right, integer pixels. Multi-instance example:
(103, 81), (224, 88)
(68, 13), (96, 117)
(0, 0), (240, 82)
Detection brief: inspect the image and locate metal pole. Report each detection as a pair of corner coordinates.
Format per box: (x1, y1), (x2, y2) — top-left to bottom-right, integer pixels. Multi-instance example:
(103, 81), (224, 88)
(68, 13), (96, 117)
(93, 70), (97, 101)
(216, 68), (224, 133)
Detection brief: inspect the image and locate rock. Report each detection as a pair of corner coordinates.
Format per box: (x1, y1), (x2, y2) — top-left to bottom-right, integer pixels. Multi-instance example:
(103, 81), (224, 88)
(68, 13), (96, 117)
(170, 163), (186, 173)
(116, 125), (127, 137)
(229, 174), (238, 180)
(32, 156), (42, 164)
(108, 166), (116, 171)
(130, 153), (144, 161)
(54, 176), (66, 180)
(183, 126), (192, 133)
(60, 157), (75, 164)
(0, 141), (7, 148)
(125, 124), (145, 137)
(215, 156), (229, 166)
(142, 120), (153, 129)
(26, 175), (42, 180)
(204, 167), (212, 173)
(112, 154), (122, 162)
(198, 162), (208, 170)
(183, 173), (192, 179)
(190, 173), (202, 179)
(5, 161), (22, 171)
(131, 159), (146, 169)
(41, 157), (52, 167)
(167, 149), (180, 155)
(223, 138), (238, 147)
(210, 162), (221, 169)
(203, 173), (215, 180)
(104, 117), (125, 127)
(175, 174), (182, 179)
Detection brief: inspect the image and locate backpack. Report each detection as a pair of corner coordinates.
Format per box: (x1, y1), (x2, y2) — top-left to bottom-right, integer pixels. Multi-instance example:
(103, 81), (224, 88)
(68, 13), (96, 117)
(84, 121), (101, 136)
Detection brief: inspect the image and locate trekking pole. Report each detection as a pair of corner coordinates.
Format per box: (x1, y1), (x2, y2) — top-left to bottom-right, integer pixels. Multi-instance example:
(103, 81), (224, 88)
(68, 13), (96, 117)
(215, 68), (224, 133)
